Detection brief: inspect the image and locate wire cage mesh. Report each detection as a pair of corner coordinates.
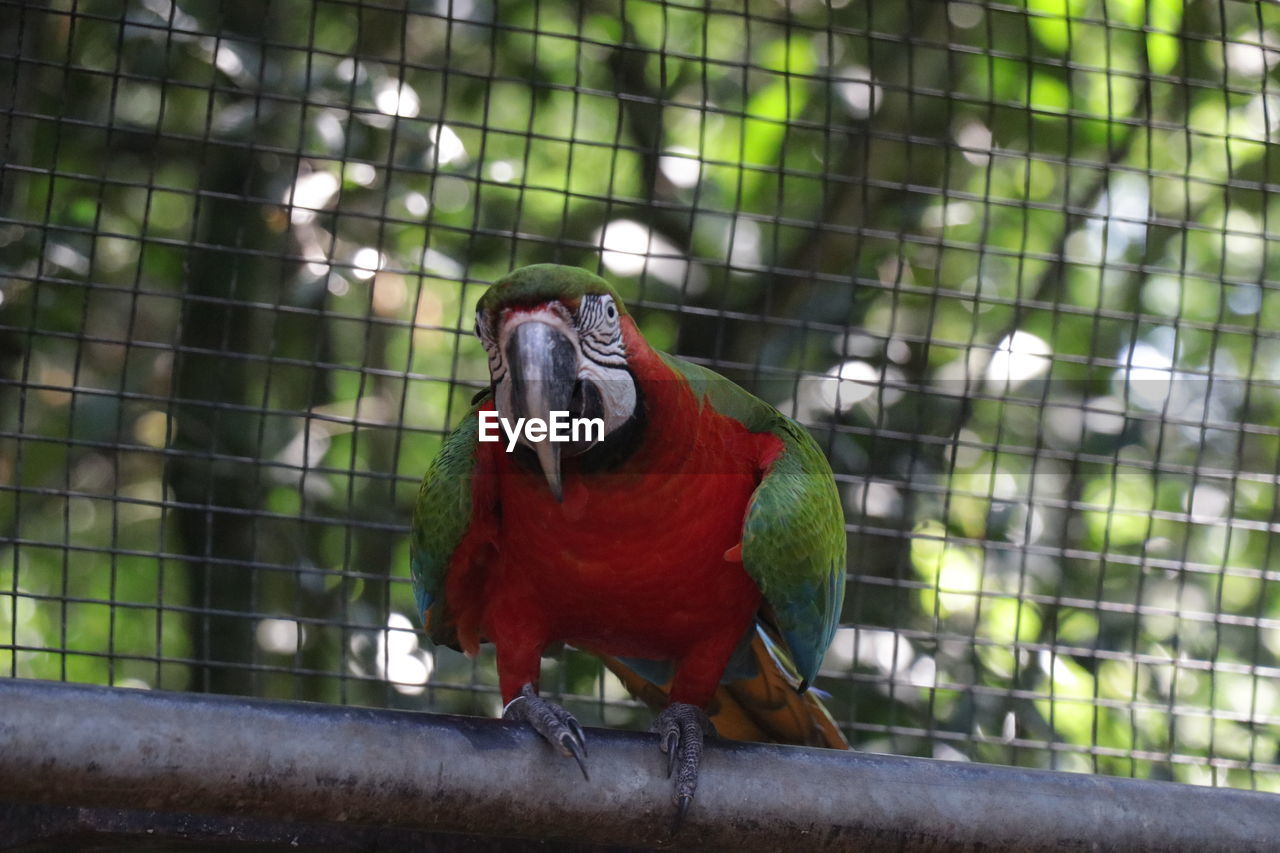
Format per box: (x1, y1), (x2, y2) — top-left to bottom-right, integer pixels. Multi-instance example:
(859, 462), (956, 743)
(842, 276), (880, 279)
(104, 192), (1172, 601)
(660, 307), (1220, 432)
(2, 0), (1279, 797)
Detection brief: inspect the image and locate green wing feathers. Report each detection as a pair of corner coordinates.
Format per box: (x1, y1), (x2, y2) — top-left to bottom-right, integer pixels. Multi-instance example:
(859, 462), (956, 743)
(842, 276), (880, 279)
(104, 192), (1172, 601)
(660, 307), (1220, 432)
(410, 399), (489, 647)
(661, 353), (847, 689)
(740, 416), (846, 688)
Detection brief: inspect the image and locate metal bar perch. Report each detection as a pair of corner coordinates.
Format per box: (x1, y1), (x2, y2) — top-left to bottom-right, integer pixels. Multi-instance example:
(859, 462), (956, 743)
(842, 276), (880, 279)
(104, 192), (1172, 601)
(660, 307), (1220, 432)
(0, 679), (1277, 852)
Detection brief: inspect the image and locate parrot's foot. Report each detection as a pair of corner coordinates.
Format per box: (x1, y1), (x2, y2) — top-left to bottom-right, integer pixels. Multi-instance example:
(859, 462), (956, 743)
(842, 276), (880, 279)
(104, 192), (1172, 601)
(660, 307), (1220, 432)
(503, 683), (589, 780)
(652, 702), (716, 827)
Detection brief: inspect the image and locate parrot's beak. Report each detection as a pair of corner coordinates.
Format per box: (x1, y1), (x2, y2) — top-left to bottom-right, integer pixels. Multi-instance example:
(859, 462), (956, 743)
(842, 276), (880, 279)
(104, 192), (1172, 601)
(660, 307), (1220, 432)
(505, 319), (577, 501)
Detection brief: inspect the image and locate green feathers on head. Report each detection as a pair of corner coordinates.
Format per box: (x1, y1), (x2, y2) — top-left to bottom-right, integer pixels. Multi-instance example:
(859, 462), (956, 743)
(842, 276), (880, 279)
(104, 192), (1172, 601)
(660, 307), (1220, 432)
(477, 264), (630, 316)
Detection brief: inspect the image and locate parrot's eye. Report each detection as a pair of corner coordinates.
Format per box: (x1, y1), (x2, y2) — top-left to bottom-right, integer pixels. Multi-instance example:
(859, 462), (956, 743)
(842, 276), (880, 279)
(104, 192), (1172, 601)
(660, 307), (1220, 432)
(606, 303), (617, 320)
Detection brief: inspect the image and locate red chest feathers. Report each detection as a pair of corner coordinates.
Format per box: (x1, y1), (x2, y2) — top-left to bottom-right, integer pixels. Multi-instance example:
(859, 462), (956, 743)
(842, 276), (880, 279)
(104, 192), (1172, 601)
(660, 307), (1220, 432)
(449, 379), (779, 663)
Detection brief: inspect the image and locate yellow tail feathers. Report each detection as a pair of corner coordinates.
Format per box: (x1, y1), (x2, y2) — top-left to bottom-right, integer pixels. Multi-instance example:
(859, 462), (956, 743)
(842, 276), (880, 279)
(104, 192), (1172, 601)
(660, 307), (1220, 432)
(596, 631), (849, 750)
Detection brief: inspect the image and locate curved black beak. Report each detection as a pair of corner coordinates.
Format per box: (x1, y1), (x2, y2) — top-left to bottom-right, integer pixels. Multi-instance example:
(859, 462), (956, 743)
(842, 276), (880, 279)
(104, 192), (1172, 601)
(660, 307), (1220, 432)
(505, 320), (577, 501)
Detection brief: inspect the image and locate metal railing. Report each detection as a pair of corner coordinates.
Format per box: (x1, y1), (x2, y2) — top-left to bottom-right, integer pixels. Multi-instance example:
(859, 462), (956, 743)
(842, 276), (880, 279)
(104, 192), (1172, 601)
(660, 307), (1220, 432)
(2, 678), (1278, 852)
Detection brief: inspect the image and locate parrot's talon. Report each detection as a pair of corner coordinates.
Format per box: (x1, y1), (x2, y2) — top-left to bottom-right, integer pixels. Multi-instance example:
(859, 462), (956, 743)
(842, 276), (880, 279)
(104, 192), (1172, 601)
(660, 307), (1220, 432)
(559, 732), (590, 780)
(503, 683), (590, 781)
(651, 703), (715, 823)
(567, 716), (588, 757)
(674, 794), (692, 831)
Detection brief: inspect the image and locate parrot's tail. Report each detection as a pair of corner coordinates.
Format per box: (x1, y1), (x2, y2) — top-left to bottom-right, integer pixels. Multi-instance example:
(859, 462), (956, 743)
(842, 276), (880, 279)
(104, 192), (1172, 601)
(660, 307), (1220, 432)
(596, 631), (850, 750)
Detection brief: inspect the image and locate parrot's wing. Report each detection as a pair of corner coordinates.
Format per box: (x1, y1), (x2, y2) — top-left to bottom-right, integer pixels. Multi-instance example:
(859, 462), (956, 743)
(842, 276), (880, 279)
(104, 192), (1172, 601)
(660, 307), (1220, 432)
(410, 394), (497, 649)
(659, 352), (847, 691)
(740, 414), (847, 689)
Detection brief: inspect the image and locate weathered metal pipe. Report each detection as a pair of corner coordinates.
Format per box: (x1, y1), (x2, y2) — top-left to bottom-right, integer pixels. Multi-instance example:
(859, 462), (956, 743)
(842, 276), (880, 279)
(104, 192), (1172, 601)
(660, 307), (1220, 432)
(0, 678), (1277, 851)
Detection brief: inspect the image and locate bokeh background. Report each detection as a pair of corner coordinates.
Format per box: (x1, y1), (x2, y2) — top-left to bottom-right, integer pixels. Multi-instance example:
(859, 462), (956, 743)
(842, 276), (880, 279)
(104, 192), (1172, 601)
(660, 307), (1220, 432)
(2, 0), (1279, 794)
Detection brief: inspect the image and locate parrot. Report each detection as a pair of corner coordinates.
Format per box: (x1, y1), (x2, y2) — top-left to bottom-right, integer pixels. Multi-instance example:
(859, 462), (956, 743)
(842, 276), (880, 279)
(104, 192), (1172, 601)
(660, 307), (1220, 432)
(411, 263), (848, 819)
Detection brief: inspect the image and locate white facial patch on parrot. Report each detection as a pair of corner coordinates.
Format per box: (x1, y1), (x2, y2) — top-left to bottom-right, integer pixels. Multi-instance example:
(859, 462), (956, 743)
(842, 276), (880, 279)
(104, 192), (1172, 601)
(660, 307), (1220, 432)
(573, 293), (635, 438)
(575, 355), (635, 439)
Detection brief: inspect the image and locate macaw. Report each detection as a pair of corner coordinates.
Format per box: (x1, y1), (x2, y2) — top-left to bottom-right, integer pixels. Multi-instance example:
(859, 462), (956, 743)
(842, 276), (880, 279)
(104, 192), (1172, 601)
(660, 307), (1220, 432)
(411, 264), (848, 818)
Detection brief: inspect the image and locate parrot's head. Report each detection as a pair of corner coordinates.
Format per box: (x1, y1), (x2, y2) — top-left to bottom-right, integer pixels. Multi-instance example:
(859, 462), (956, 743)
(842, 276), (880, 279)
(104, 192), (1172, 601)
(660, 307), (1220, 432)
(475, 264), (640, 500)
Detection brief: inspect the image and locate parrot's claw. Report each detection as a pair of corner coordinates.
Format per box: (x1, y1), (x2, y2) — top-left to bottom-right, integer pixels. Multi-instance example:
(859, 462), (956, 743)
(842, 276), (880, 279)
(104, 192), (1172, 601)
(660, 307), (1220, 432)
(652, 703), (715, 829)
(503, 683), (590, 780)
(676, 793), (692, 825)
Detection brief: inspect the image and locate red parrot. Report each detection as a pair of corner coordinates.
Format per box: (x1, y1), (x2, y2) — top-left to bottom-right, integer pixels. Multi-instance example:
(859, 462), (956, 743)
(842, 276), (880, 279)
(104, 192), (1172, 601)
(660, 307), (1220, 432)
(412, 264), (847, 818)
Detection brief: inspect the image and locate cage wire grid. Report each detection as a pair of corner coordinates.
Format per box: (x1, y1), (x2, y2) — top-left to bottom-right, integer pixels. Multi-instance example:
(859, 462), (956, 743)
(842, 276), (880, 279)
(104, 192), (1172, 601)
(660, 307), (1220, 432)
(1, 0), (1279, 795)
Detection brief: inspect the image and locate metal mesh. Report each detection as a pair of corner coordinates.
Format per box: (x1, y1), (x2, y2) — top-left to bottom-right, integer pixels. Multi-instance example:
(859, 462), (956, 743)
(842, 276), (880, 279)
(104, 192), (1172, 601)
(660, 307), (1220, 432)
(2, 0), (1278, 794)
